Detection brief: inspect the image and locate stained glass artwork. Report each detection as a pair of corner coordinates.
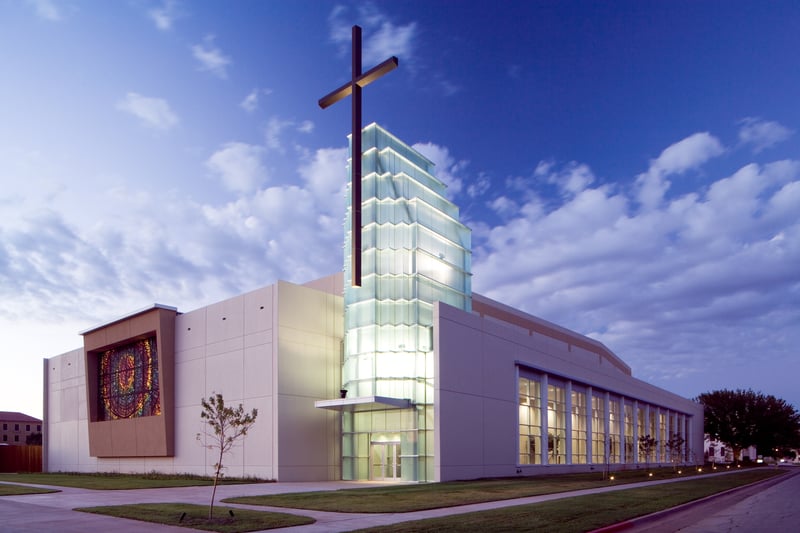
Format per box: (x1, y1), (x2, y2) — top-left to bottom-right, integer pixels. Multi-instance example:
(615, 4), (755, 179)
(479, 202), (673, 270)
(98, 337), (161, 420)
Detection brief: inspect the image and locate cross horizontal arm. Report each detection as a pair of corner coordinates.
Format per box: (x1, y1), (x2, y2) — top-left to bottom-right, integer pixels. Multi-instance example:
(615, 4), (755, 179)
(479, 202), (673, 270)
(356, 56), (398, 88)
(317, 56), (399, 109)
(318, 82), (352, 109)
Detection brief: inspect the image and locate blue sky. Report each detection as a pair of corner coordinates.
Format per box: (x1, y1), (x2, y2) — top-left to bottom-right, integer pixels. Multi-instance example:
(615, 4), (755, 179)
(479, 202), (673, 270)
(2, 0), (799, 419)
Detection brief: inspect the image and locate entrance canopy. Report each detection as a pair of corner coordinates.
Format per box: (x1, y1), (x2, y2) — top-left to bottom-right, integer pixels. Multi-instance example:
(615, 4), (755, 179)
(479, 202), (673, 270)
(314, 396), (413, 412)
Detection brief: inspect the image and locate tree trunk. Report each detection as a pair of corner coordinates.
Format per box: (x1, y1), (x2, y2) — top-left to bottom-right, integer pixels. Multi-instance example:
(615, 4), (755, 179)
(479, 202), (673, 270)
(209, 448), (224, 520)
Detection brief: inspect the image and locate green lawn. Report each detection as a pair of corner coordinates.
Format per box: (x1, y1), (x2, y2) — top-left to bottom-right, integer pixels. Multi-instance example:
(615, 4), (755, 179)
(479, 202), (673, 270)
(352, 469), (785, 532)
(224, 466), (749, 513)
(0, 483), (60, 496)
(71, 469), (784, 533)
(0, 472), (268, 490)
(75, 502), (314, 533)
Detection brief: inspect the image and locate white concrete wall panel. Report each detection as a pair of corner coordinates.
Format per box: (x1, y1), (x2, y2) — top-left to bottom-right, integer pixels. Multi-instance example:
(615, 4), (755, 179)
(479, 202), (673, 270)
(206, 296), (245, 344)
(205, 350), (245, 401)
(275, 281), (342, 481)
(243, 344), (273, 398)
(244, 286), (273, 335)
(479, 334), (518, 401)
(174, 358), (206, 408)
(435, 301), (704, 481)
(173, 404), (209, 472)
(175, 310), (207, 353)
(482, 396), (516, 466)
(45, 277), (341, 481)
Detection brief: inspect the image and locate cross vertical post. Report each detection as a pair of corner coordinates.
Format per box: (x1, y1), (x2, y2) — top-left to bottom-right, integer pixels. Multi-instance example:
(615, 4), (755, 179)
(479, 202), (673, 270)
(319, 25), (398, 287)
(351, 25), (363, 287)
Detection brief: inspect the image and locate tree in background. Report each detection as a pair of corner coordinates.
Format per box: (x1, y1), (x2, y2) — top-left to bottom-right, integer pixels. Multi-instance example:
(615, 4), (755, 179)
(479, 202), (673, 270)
(697, 389), (800, 461)
(638, 434), (657, 471)
(665, 432), (685, 471)
(197, 393), (258, 520)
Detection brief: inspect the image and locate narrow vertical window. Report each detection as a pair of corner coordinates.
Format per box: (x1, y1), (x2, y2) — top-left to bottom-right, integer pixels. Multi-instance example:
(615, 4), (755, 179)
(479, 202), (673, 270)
(547, 384), (566, 464)
(591, 394), (606, 464)
(608, 398), (620, 463)
(624, 402), (634, 464)
(518, 377), (542, 464)
(571, 389), (587, 464)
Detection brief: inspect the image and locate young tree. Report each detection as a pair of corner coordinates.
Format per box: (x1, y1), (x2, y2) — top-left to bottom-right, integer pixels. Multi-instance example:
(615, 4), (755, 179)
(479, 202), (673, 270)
(197, 393), (258, 519)
(697, 389), (800, 461)
(638, 434), (657, 471)
(665, 432), (685, 470)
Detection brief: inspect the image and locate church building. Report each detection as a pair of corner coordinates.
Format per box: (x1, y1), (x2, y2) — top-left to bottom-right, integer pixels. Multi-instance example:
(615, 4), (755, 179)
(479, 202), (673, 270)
(44, 124), (703, 482)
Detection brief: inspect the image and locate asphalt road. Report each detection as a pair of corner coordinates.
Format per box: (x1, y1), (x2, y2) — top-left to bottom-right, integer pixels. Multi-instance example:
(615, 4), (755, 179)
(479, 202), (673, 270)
(624, 468), (800, 533)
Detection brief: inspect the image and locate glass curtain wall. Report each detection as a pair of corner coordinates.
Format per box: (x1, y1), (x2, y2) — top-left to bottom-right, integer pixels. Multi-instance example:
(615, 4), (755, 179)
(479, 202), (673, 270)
(547, 384), (566, 464)
(519, 374), (690, 469)
(342, 124), (472, 481)
(608, 397), (620, 463)
(591, 394), (606, 464)
(637, 407), (647, 462)
(649, 411), (657, 464)
(624, 402), (634, 464)
(571, 389), (587, 464)
(519, 377), (542, 464)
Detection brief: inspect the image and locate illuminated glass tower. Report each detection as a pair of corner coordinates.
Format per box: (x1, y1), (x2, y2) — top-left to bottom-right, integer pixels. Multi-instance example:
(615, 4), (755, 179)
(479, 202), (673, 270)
(340, 123), (472, 481)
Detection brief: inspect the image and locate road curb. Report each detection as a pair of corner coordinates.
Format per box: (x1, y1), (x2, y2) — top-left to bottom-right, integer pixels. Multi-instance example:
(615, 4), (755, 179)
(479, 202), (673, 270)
(590, 468), (797, 533)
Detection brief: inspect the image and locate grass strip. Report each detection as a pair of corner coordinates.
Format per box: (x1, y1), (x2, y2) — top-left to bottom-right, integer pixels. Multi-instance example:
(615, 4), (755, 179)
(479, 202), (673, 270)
(0, 472), (268, 490)
(0, 483), (60, 496)
(75, 502), (314, 532)
(352, 469), (785, 532)
(224, 466), (751, 513)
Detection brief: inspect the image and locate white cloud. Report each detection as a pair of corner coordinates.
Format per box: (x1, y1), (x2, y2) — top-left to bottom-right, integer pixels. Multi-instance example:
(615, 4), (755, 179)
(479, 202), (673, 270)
(116, 92), (179, 130)
(635, 132), (724, 210)
(488, 196), (518, 218)
(738, 117), (793, 153)
(240, 88), (273, 113)
(473, 137), (800, 395)
(468, 174), (491, 198)
(412, 142), (465, 196)
(26, 0), (61, 21)
(148, 0), (180, 31)
(364, 20), (417, 66)
(536, 160), (596, 196)
(329, 5), (417, 65)
(299, 147), (348, 202)
(206, 142), (268, 193)
(649, 132), (725, 177)
(240, 89), (259, 112)
(265, 117), (314, 152)
(192, 35), (231, 79)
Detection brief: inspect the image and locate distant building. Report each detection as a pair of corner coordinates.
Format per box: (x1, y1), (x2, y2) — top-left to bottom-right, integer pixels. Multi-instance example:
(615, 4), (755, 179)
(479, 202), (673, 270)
(0, 412), (42, 445)
(43, 125), (704, 481)
(704, 436), (757, 463)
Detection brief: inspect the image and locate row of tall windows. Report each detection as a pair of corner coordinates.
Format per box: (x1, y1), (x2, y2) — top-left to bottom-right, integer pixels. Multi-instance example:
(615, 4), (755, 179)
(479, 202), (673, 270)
(519, 374), (691, 466)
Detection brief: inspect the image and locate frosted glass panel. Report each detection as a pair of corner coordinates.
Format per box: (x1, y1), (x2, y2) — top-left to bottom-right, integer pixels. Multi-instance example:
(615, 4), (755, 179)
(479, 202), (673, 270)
(342, 124), (472, 482)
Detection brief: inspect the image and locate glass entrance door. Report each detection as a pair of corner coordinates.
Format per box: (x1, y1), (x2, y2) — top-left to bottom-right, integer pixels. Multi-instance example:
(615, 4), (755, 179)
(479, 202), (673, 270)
(371, 442), (401, 480)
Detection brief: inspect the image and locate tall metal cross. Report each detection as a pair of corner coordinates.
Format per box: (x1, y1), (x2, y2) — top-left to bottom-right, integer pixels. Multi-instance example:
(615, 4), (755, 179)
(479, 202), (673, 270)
(319, 25), (398, 287)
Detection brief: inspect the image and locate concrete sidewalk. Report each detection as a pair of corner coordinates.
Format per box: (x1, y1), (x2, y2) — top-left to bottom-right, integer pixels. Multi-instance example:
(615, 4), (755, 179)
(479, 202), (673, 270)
(0, 471), (786, 532)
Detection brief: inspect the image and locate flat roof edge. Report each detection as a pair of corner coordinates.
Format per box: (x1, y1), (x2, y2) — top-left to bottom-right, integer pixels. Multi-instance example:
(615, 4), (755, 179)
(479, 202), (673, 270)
(79, 304), (178, 336)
